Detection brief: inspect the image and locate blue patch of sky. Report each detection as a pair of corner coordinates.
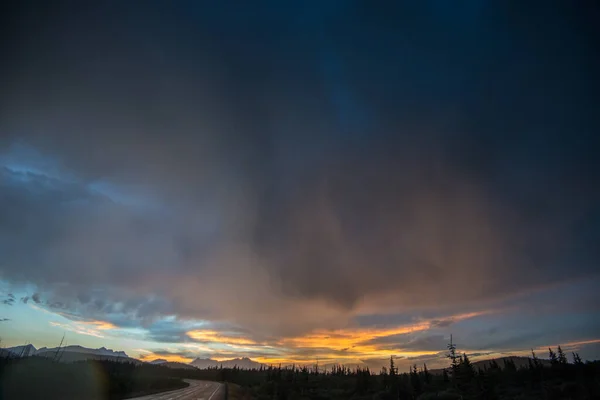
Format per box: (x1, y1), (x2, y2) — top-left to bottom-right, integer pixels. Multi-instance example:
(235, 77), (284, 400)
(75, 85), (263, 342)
(184, 0), (350, 31)
(87, 180), (163, 211)
(0, 142), (78, 183)
(1, 141), (170, 215)
(0, 281), (214, 357)
(424, 0), (487, 23)
(447, 303), (600, 352)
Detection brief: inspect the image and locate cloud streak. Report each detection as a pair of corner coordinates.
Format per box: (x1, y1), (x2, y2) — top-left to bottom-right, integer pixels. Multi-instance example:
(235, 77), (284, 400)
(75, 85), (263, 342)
(48, 319), (117, 339)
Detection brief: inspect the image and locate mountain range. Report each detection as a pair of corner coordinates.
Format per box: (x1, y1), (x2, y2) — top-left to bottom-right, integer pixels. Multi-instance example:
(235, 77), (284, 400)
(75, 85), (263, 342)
(1, 344), (544, 373)
(149, 358), (168, 364)
(0, 344), (140, 364)
(190, 357), (264, 370)
(1, 344), (265, 370)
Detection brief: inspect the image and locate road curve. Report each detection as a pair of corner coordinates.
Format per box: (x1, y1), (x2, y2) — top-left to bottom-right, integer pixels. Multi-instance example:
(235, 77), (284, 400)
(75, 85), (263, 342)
(127, 380), (224, 400)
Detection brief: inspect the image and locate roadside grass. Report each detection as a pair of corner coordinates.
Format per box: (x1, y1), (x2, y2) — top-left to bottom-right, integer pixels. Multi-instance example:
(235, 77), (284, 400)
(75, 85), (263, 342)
(0, 356), (188, 400)
(226, 382), (254, 400)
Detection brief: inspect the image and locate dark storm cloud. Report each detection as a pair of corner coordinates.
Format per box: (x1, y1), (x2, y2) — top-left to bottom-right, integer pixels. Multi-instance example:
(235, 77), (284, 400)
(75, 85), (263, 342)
(34, 288), (189, 329)
(0, 167), (184, 285)
(362, 334), (448, 352)
(354, 314), (416, 329)
(1, 0), (599, 337)
(147, 349), (199, 360)
(143, 319), (210, 343)
(431, 320), (455, 328)
(2, 294), (15, 306)
(147, 329), (189, 344)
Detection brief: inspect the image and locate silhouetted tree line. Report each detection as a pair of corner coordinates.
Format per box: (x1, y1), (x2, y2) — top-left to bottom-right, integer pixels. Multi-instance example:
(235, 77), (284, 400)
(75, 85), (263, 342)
(203, 338), (600, 400)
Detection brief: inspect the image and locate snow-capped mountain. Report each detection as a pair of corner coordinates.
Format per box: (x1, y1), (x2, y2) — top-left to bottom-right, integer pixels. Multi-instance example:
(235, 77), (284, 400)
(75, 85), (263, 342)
(0, 344), (37, 357)
(1, 342), (263, 370)
(36, 345), (129, 358)
(1, 344), (138, 363)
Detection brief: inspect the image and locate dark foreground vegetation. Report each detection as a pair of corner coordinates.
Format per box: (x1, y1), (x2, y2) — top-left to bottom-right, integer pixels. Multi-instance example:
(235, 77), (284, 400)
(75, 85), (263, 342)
(205, 351), (600, 400)
(182, 343), (600, 400)
(0, 356), (188, 400)
(1, 343), (599, 399)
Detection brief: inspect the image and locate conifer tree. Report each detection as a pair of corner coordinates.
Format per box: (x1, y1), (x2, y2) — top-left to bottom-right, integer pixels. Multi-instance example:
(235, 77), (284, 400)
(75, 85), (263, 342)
(389, 355), (397, 376)
(503, 358), (516, 372)
(489, 359), (500, 370)
(387, 357), (399, 397)
(548, 348), (558, 366)
(531, 349), (540, 368)
(447, 335), (460, 377)
(557, 346), (568, 365)
(461, 353), (474, 379)
(410, 364), (422, 395)
(423, 363), (431, 384)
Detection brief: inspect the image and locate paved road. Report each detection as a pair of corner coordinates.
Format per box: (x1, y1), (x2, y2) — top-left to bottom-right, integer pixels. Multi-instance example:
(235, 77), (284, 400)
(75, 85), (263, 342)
(128, 380), (224, 400)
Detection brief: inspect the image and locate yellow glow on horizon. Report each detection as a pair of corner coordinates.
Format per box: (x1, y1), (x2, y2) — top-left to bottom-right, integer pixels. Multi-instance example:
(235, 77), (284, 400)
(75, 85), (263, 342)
(139, 353), (193, 363)
(253, 350), (442, 366)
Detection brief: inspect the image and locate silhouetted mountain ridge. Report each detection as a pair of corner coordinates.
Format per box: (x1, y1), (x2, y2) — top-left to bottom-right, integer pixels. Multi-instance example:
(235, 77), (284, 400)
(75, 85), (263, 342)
(37, 345), (129, 358)
(1, 343), (552, 374)
(428, 356), (551, 375)
(190, 356), (264, 369)
(1, 344), (139, 363)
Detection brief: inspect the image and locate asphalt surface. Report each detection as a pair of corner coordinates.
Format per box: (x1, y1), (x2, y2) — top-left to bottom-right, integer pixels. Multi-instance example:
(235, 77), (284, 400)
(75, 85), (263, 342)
(128, 380), (224, 400)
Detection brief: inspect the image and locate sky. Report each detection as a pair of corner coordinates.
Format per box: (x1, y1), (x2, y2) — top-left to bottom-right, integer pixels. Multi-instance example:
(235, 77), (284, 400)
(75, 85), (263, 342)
(1, 1), (599, 371)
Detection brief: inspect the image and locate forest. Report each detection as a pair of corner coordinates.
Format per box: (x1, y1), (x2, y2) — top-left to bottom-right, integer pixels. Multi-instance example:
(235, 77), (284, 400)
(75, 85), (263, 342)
(201, 344), (600, 400)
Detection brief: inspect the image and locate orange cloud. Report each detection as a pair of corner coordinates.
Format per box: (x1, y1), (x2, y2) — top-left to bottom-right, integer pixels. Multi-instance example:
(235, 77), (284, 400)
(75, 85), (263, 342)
(249, 310), (493, 364)
(563, 338), (600, 347)
(254, 349), (442, 367)
(280, 322), (431, 355)
(143, 311), (493, 367)
(530, 338), (600, 353)
(49, 319), (117, 338)
(186, 330), (258, 346)
(280, 310), (489, 353)
(81, 320), (117, 330)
